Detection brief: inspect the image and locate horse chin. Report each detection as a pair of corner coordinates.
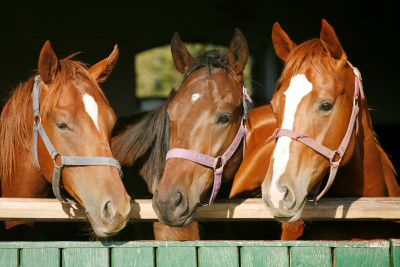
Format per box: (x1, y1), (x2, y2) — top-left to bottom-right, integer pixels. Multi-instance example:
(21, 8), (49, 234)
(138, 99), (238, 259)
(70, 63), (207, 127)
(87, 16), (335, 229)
(157, 209), (196, 227)
(86, 213), (127, 238)
(273, 199), (306, 223)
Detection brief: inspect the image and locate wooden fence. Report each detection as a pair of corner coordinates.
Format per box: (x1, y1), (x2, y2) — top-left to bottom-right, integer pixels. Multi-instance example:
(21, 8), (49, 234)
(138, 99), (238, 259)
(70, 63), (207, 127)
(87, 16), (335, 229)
(1, 197), (400, 221)
(1, 240), (400, 266)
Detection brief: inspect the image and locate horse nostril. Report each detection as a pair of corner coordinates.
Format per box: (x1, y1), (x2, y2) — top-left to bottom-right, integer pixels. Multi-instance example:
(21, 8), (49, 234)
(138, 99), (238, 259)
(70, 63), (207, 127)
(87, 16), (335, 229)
(282, 187), (296, 210)
(102, 201), (115, 223)
(174, 191), (183, 207)
(282, 186), (288, 198)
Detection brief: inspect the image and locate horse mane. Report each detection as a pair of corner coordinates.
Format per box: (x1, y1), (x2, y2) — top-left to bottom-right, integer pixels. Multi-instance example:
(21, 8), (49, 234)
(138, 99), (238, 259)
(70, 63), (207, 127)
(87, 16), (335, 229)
(277, 39), (336, 87)
(184, 50), (230, 80)
(0, 56), (107, 184)
(278, 39), (397, 178)
(112, 90), (174, 189)
(112, 49), (233, 188)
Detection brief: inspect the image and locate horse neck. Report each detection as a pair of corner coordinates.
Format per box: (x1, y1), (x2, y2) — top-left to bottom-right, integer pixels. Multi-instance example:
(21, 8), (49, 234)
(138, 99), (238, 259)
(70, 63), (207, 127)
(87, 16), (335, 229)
(330, 97), (395, 197)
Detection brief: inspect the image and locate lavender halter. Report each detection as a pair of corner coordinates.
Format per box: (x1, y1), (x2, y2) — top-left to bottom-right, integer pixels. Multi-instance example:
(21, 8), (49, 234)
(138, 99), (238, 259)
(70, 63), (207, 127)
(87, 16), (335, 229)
(32, 75), (122, 204)
(267, 63), (364, 201)
(166, 86), (252, 205)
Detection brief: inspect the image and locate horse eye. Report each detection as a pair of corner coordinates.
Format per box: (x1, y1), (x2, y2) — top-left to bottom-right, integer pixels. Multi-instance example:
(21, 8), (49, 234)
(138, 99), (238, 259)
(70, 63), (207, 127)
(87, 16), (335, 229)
(56, 121), (70, 130)
(217, 113), (231, 124)
(319, 102), (333, 112)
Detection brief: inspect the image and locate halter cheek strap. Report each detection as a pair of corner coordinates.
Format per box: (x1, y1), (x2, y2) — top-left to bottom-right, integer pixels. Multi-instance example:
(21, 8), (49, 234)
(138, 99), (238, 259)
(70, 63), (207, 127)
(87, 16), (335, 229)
(32, 75), (122, 204)
(166, 86), (251, 205)
(266, 63), (364, 201)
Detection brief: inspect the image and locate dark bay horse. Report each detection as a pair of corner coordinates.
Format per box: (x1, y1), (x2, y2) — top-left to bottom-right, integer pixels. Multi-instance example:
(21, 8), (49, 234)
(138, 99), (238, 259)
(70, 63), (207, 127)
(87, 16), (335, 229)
(112, 29), (253, 239)
(0, 41), (131, 238)
(232, 19), (400, 239)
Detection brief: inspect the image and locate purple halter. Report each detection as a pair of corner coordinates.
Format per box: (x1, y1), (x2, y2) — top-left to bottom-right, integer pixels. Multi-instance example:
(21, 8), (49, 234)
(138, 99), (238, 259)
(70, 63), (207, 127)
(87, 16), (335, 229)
(166, 86), (252, 205)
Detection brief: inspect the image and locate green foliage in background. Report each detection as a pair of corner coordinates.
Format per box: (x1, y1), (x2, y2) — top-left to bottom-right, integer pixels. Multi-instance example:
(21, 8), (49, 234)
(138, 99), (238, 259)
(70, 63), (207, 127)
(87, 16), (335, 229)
(135, 43), (252, 98)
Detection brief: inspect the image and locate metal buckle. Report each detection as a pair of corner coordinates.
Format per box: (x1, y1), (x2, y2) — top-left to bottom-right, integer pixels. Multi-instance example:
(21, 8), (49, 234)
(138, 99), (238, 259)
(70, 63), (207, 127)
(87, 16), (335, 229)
(53, 153), (64, 168)
(33, 115), (41, 126)
(329, 150), (342, 166)
(353, 94), (359, 107)
(215, 156), (223, 169)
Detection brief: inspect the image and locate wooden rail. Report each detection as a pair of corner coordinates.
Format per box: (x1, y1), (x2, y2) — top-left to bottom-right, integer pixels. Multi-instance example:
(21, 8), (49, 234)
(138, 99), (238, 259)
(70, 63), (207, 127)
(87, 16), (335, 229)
(1, 197), (400, 222)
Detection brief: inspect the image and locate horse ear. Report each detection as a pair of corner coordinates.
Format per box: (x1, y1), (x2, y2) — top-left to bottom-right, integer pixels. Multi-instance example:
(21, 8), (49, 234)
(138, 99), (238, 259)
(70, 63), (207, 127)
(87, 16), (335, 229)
(38, 40), (59, 84)
(171, 32), (194, 74)
(272, 22), (296, 62)
(228, 28), (249, 75)
(88, 45), (119, 84)
(320, 19), (347, 68)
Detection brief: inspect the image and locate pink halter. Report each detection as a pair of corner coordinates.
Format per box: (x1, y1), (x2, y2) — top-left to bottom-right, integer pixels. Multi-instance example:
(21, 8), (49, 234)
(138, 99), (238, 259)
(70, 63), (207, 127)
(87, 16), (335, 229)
(267, 63), (364, 201)
(166, 86), (252, 205)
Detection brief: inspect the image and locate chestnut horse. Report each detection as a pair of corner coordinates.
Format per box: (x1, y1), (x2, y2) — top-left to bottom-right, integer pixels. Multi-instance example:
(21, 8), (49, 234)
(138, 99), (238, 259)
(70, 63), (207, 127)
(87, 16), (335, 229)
(233, 19), (400, 239)
(0, 41), (131, 239)
(230, 104), (276, 197)
(112, 29), (252, 239)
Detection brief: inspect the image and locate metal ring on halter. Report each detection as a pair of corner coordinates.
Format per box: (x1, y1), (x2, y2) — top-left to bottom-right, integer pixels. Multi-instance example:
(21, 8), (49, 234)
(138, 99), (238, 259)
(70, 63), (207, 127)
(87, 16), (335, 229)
(34, 115), (41, 126)
(215, 156), (223, 169)
(353, 94), (359, 106)
(53, 154), (64, 169)
(329, 150), (342, 166)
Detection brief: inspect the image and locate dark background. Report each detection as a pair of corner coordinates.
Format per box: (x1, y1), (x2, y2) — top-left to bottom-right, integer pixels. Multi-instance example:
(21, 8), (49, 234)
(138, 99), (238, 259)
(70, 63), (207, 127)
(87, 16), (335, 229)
(0, 1), (399, 175)
(1, 0), (399, 241)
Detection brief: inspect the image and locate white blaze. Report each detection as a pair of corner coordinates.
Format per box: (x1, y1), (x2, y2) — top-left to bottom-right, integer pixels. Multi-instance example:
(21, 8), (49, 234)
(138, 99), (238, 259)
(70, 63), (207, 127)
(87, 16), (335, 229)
(191, 93), (201, 103)
(270, 74), (313, 208)
(82, 93), (99, 131)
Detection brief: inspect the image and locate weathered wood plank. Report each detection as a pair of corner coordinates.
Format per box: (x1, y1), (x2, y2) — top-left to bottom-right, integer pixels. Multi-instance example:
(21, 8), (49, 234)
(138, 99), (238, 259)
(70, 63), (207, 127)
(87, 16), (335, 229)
(240, 246), (289, 267)
(0, 248), (18, 267)
(112, 247), (154, 267)
(20, 248), (59, 267)
(290, 247), (332, 267)
(334, 247), (390, 267)
(198, 247), (239, 267)
(156, 247), (196, 267)
(0, 240), (391, 249)
(2, 198), (400, 221)
(62, 248), (109, 267)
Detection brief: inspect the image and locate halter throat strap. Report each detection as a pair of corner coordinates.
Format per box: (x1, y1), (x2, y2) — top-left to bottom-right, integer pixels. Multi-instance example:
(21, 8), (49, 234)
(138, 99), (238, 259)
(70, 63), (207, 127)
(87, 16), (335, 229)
(267, 64), (363, 201)
(32, 75), (122, 204)
(166, 86), (251, 205)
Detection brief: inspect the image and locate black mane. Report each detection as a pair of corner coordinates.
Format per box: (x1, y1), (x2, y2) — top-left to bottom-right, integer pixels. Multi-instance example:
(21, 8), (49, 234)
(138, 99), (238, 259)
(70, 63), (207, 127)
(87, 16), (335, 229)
(184, 50), (230, 80)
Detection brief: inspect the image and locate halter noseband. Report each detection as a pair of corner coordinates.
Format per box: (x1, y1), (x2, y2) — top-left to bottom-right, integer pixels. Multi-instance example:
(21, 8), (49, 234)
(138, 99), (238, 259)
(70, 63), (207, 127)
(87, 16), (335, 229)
(165, 85), (251, 205)
(32, 75), (122, 204)
(267, 62), (364, 201)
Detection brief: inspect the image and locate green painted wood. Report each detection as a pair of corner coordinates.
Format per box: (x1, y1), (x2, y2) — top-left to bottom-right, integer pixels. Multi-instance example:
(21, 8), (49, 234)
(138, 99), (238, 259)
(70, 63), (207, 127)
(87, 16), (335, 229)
(240, 246), (289, 267)
(290, 247), (331, 267)
(0, 240), (391, 249)
(334, 247), (390, 267)
(0, 248), (18, 267)
(20, 248), (59, 267)
(112, 247), (154, 267)
(62, 248), (109, 267)
(156, 246), (196, 267)
(391, 240), (400, 267)
(391, 247), (400, 267)
(198, 246), (239, 267)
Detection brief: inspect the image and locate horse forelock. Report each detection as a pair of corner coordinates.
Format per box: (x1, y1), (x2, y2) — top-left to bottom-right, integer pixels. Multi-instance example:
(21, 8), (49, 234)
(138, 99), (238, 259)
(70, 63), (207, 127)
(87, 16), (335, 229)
(0, 56), (107, 184)
(277, 39), (337, 89)
(178, 50), (233, 89)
